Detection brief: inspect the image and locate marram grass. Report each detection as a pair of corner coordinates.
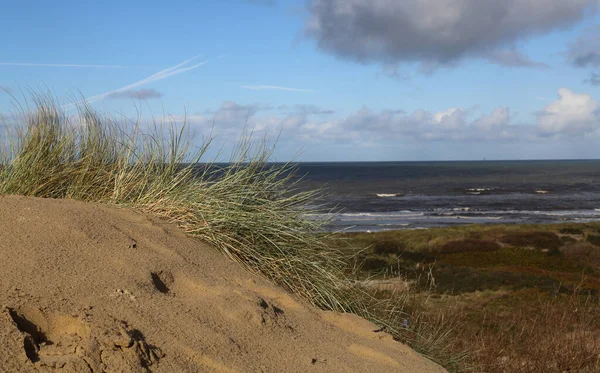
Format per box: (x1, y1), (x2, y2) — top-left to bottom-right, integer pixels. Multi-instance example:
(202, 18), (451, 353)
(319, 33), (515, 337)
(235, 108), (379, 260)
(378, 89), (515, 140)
(0, 95), (464, 371)
(0, 96), (348, 310)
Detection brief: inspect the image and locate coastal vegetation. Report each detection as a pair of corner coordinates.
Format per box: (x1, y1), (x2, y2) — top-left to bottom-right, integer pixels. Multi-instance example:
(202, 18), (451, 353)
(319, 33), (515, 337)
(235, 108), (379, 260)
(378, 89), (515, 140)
(337, 223), (600, 372)
(1, 95), (598, 372)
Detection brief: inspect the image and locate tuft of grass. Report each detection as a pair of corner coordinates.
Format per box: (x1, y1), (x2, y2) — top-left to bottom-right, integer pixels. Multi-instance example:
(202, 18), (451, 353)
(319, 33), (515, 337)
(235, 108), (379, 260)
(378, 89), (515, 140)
(0, 96), (349, 311)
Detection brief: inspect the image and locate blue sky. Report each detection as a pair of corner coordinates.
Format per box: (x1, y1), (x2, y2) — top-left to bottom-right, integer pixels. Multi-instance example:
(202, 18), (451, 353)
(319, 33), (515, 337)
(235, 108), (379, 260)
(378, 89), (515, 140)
(2, 0), (600, 161)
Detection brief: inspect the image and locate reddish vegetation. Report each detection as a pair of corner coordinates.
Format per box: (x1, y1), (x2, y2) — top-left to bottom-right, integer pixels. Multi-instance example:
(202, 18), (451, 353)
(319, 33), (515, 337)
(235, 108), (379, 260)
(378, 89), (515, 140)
(499, 231), (561, 250)
(439, 239), (500, 254)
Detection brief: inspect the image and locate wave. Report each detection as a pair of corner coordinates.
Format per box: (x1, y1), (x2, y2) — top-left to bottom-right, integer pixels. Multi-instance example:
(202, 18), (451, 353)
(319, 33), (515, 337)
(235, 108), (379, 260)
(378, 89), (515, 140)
(313, 208), (600, 233)
(339, 211), (425, 218)
(375, 193), (404, 198)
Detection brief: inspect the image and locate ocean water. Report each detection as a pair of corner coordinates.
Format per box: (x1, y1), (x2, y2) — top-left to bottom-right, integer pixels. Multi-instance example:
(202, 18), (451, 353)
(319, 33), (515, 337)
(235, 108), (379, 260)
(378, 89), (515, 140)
(290, 160), (600, 232)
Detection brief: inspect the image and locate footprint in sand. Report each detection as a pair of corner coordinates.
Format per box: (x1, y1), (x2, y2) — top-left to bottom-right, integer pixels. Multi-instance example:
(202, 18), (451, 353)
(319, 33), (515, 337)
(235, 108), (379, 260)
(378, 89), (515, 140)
(4, 306), (163, 372)
(150, 270), (174, 295)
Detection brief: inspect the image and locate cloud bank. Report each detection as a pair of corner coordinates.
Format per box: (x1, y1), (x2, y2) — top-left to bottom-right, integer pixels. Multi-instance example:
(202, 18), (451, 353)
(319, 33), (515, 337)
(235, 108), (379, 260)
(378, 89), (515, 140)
(305, 0), (597, 69)
(177, 89), (600, 148)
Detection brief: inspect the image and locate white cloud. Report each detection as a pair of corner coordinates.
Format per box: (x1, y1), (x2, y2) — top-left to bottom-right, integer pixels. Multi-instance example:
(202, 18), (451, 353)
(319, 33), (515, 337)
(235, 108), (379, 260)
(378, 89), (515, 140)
(537, 88), (600, 136)
(179, 102), (519, 144)
(169, 90), (600, 148)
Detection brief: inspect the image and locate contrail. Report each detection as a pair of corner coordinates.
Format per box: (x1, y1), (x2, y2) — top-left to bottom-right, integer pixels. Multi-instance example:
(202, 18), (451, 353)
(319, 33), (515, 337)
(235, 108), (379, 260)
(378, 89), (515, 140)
(0, 62), (125, 68)
(67, 56), (207, 107)
(241, 85), (315, 92)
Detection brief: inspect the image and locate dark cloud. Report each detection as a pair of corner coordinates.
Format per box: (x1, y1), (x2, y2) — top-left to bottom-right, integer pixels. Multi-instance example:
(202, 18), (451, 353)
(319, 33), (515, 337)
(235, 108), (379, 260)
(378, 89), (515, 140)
(584, 72), (600, 86)
(568, 26), (600, 67)
(305, 0), (596, 69)
(485, 48), (550, 68)
(107, 88), (163, 100)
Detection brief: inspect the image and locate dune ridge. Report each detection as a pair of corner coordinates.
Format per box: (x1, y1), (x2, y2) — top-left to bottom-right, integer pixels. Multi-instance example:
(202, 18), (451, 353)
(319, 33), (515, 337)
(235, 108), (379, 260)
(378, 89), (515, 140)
(0, 195), (445, 372)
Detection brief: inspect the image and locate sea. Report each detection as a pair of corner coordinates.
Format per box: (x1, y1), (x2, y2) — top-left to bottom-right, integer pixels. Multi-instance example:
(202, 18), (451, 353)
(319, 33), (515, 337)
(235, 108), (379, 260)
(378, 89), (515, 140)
(290, 160), (600, 232)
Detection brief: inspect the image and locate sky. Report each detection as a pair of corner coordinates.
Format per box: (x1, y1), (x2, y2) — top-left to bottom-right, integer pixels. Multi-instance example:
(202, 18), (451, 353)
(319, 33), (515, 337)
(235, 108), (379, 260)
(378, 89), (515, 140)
(2, 0), (600, 161)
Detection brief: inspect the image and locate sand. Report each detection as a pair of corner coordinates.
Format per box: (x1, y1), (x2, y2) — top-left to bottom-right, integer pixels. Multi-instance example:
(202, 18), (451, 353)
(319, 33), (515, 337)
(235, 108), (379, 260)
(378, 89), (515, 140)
(0, 195), (446, 373)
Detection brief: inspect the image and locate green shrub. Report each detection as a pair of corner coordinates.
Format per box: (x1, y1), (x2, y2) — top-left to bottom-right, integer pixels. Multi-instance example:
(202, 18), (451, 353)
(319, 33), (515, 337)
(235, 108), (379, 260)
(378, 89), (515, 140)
(429, 266), (562, 294)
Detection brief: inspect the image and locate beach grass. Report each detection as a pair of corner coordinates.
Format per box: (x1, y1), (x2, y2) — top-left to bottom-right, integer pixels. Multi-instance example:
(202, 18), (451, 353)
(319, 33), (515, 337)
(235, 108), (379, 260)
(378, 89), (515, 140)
(0, 95), (466, 370)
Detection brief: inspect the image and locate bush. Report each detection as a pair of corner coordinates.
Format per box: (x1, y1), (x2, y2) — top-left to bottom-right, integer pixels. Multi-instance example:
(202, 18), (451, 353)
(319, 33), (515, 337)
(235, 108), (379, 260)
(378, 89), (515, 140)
(500, 231), (561, 250)
(561, 242), (600, 269)
(361, 257), (393, 272)
(559, 236), (576, 245)
(439, 239), (500, 254)
(586, 234), (600, 246)
(429, 265), (562, 294)
(372, 239), (404, 255)
(559, 227), (584, 235)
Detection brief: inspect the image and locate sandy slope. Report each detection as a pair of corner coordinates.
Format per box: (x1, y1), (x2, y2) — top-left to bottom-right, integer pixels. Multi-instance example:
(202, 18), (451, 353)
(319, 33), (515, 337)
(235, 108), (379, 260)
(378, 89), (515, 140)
(0, 195), (446, 373)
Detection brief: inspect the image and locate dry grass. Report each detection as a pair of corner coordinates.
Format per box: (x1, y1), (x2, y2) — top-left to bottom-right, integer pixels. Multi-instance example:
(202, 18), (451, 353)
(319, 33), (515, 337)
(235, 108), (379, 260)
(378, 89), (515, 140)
(461, 292), (600, 373)
(561, 242), (600, 270)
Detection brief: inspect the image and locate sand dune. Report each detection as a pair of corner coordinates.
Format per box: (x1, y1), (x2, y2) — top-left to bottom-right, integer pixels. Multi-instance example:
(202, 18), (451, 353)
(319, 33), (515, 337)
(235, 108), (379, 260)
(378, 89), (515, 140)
(0, 195), (445, 372)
